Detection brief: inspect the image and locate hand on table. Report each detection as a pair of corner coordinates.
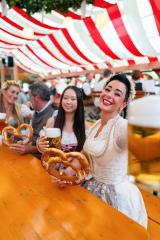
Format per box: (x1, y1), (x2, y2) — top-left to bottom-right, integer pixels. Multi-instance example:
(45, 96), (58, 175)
(10, 143), (34, 154)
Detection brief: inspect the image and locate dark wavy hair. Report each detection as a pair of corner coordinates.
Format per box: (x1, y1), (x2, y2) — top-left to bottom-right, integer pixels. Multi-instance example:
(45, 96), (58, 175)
(54, 86), (86, 151)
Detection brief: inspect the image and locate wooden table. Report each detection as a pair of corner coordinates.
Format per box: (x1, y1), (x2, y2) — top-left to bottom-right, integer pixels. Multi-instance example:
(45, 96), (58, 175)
(141, 190), (160, 240)
(0, 146), (148, 240)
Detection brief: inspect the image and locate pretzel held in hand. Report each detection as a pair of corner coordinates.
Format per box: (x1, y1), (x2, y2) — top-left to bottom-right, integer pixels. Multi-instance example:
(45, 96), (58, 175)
(41, 148), (89, 185)
(2, 124), (33, 146)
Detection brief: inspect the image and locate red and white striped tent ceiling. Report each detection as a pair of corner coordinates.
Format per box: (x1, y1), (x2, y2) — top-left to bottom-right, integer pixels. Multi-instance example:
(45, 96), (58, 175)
(0, 0), (160, 76)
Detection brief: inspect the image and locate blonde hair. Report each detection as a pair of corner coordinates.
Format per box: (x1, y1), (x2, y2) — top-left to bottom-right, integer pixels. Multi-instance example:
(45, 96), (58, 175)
(2, 80), (21, 91)
(0, 80), (23, 127)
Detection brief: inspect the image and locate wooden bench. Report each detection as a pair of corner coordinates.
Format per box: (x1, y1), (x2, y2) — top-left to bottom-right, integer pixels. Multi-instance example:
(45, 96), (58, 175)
(135, 91), (146, 99)
(92, 91), (101, 97)
(135, 91), (155, 99)
(141, 189), (160, 240)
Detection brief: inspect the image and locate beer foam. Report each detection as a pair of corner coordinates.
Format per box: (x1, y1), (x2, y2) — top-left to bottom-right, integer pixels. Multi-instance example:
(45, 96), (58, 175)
(128, 96), (160, 128)
(45, 128), (61, 138)
(0, 113), (6, 119)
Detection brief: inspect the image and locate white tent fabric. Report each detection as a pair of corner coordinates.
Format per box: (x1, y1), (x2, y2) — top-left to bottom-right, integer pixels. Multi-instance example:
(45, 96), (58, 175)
(0, 0), (160, 75)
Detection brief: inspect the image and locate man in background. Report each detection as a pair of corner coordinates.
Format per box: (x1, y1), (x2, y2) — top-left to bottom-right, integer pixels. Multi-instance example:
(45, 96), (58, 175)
(82, 72), (94, 98)
(131, 70), (143, 91)
(10, 82), (57, 158)
(94, 69), (113, 92)
(93, 69), (112, 108)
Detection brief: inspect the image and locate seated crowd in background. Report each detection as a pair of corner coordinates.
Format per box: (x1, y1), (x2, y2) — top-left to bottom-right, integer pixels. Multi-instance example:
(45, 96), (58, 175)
(2, 68), (160, 158)
(131, 69), (157, 94)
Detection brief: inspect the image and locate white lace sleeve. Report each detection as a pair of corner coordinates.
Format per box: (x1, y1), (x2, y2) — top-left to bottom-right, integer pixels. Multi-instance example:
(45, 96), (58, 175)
(20, 104), (33, 118)
(115, 119), (128, 150)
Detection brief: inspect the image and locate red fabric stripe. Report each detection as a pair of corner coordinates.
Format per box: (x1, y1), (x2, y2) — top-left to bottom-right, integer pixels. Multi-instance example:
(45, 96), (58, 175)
(127, 60), (136, 65)
(104, 61), (112, 68)
(0, 46), (15, 50)
(0, 15), (46, 37)
(18, 48), (42, 65)
(62, 29), (94, 64)
(17, 64), (37, 74)
(17, 65), (28, 72)
(37, 39), (68, 64)
(12, 6), (58, 30)
(95, 0), (113, 8)
(18, 48), (57, 71)
(81, 66), (86, 70)
(18, 48), (50, 70)
(149, 0), (160, 33)
(148, 57), (159, 62)
(15, 56), (38, 72)
(107, 5), (143, 56)
(33, 32), (46, 37)
(84, 17), (120, 59)
(93, 65), (99, 69)
(0, 27), (26, 40)
(95, 1), (143, 56)
(17, 65), (32, 73)
(66, 11), (82, 19)
(49, 34), (81, 64)
(0, 15), (23, 30)
(25, 45), (55, 67)
(0, 39), (20, 46)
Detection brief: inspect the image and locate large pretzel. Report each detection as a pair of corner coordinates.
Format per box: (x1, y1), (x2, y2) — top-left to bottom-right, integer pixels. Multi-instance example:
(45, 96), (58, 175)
(41, 148), (89, 185)
(2, 123), (33, 146)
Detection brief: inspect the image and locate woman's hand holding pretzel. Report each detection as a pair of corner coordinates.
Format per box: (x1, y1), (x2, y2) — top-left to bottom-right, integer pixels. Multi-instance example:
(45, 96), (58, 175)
(2, 124), (33, 146)
(50, 175), (72, 187)
(41, 148), (89, 186)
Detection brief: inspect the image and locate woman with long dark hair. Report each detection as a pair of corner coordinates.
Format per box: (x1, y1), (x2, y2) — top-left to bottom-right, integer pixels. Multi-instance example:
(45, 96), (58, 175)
(37, 85), (86, 153)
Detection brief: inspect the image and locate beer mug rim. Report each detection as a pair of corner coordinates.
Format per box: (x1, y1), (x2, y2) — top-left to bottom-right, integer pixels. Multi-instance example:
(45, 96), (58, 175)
(45, 128), (61, 138)
(0, 113), (6, 119)
(128, 96), (160, 128)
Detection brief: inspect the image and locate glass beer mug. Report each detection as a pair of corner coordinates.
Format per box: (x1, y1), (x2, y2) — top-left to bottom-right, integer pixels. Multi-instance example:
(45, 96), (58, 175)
(45, 128), (61, 149)
(0, 113), (7, 134)
(128, 96), (160, 195)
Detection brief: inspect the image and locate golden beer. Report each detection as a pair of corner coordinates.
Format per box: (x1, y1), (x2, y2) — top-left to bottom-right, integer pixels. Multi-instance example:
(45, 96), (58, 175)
(45, 128), (61, 149)
(128, 96), (160, 194)
(0, 113), (7, 134)
(47, 136), (61, 149)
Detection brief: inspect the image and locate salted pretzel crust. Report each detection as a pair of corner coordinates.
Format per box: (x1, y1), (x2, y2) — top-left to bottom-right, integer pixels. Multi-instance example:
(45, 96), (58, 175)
(2, 124), (33, 146)
(41, 148), (89, 185)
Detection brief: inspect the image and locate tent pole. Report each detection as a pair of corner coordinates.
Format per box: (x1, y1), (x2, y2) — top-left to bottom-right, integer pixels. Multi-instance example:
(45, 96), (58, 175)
(13, 63), (18, 81)
(0, 60), (5, 89)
